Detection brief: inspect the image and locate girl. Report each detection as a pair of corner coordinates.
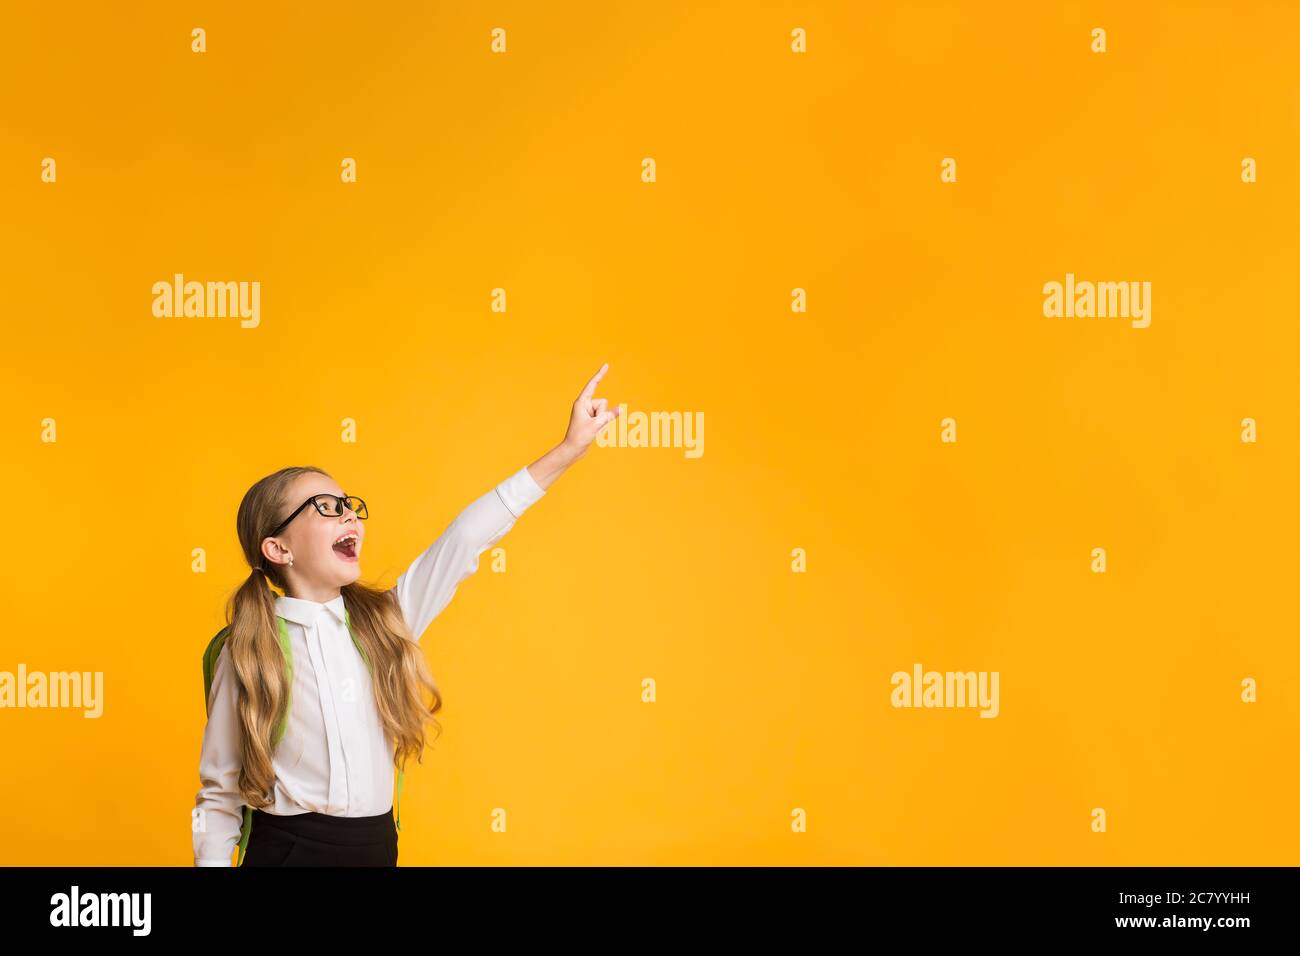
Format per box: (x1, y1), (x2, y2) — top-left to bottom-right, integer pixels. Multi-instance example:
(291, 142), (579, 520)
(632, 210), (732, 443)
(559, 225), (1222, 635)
(193, 363), (619, 866)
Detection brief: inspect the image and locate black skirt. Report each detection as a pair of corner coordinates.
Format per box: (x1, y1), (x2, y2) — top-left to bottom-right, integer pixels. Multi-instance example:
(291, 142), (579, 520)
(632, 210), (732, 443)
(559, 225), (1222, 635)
(243, 806), (398, 867)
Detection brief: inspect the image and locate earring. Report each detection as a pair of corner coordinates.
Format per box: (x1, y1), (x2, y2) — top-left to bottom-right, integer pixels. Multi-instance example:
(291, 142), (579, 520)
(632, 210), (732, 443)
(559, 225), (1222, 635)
(289, 557), (294, 568)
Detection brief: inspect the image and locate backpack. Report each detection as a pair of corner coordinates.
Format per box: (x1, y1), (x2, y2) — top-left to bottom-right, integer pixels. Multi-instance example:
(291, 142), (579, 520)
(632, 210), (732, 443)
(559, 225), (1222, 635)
(201, 606), (405, 866)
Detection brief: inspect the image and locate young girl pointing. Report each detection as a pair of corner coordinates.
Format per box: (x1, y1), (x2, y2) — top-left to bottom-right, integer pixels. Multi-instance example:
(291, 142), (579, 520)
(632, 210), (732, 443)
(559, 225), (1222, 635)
(193, 363), (620, 866)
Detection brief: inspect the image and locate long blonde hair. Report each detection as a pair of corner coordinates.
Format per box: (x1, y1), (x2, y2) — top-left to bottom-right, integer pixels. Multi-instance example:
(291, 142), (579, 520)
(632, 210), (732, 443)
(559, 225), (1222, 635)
(220, 465), (442, 810)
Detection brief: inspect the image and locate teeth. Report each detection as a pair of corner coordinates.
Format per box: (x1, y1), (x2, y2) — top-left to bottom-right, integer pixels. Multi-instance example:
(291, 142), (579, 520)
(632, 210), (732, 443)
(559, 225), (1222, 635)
(334, 533), (358, 546)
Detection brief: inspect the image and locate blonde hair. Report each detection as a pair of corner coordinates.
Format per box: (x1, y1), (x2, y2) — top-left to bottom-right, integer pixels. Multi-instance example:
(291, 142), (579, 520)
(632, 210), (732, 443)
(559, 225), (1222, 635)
(221, 465), (442, 810)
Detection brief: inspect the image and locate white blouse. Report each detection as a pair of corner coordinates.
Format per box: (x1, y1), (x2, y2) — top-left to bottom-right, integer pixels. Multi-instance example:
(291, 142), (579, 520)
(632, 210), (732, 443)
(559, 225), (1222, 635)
(193, 466), (546, 865)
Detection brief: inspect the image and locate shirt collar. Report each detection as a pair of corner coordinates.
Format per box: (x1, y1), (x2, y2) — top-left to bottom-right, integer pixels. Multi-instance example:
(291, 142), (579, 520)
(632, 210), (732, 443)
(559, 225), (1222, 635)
(275, 593), (347, 628)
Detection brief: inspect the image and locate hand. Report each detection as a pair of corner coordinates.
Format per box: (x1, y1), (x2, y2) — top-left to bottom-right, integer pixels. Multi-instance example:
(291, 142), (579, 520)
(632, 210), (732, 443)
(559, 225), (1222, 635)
(562, 362), (621, 459)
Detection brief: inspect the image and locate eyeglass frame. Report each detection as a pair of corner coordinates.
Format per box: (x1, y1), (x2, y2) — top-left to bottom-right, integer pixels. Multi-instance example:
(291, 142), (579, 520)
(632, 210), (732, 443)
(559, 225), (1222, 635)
(266, 493), (368, 540)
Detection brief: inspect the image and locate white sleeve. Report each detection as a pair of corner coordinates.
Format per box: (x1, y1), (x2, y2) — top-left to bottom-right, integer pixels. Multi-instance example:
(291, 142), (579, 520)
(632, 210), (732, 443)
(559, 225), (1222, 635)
(393, 466), (546, 641)
(193, 643), (244, 866)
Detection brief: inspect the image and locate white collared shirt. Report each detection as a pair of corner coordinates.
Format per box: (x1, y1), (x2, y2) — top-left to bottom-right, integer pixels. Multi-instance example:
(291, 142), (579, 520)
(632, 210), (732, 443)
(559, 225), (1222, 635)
(194, 466), (545, 865)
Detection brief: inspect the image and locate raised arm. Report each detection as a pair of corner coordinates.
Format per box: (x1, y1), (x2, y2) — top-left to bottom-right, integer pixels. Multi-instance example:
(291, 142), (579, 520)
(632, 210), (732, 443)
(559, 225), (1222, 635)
(392, 362), (621, 641)
(193, 644), (246, 866)
(392, 466), (547, 640)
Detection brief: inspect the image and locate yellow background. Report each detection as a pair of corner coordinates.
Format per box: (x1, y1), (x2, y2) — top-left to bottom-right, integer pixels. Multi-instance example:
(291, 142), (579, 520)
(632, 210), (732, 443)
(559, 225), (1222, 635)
(1, 1), (1296, 865)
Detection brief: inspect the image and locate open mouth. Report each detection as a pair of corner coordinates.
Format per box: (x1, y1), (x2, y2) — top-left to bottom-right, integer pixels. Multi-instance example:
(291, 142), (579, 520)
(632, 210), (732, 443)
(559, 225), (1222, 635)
(332, 532), (360, 562)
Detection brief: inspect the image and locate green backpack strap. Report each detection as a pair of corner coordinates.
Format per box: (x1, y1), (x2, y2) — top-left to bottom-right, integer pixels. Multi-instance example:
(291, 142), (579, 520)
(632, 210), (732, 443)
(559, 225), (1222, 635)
(201, 621), (293, 741)
(273, 617), (294, 747)
(201, 626), (229, 712)
(236, 807), (253, 866)
(395, 768), (405, 832)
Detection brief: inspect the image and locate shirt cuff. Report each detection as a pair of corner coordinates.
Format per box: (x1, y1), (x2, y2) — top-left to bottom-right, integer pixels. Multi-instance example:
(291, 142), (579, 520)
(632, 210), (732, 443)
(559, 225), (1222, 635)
(494, 466), (546, 519)
(195, 858), (233, 867)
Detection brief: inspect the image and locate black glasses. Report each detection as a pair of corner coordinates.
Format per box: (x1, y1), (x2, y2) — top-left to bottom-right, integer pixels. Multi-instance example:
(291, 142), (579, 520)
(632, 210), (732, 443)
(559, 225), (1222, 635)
(267, 493), (368, 539)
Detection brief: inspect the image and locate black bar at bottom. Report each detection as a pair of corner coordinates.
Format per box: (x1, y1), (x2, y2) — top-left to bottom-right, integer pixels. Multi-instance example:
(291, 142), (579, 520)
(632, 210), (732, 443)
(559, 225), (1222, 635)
(0, 866), (1285, 941)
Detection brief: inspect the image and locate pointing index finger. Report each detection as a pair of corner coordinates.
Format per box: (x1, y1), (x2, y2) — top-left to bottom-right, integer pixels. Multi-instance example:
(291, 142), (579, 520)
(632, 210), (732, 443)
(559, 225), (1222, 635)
(580, 362), (609, 400)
